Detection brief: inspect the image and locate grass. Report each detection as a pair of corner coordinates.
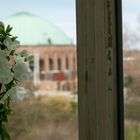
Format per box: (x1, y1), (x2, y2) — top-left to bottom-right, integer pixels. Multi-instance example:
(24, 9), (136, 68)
(125, 125), (140, 140)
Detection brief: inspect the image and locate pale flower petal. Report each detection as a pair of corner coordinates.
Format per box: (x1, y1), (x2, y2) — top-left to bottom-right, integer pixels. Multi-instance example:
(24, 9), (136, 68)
(0, 68), (13, 84)
(0, 49), (10, 57)
(13, 62), (31, 81)
(3, 36), (20, 50)
(0, 54), (13, 84)
(14, 55), (25, 64)
(12, 40), (20, 48)
(8, 87), (27, 102)
(3, 37), (12, 47)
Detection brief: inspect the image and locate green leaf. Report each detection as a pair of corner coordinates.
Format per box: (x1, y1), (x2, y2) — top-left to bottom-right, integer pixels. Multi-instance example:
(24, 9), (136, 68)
(25, 55), (34, 61)
(5, 25), (13, 34)
(11, 36), (17, 41)
(0, 124), (11, 140)
(0, 29), (5, 35)
(19, 50), (28, 56)
(10, 50), (15, 55)
(0, 22), (5, 31)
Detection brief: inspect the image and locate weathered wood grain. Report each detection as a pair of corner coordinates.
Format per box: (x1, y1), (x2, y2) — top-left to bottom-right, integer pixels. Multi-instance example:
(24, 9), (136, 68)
(76, 0), (123, 140)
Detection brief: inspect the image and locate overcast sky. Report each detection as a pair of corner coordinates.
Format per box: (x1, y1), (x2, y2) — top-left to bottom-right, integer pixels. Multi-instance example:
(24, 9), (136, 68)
(122, 0), (140, 28)
(0, 0), (139, 44)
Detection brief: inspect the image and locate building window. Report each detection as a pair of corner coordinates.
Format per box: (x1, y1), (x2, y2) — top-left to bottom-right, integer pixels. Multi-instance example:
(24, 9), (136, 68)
(58, 58), (62, 71)
(49, 58), (54, 71)
(39, 59), (45, 72)
(66, 57), (69, 70)
(29, 59), (34, 72)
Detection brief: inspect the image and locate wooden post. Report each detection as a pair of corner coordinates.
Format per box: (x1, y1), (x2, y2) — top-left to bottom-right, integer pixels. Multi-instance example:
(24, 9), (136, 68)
(76, 0), (124, 140)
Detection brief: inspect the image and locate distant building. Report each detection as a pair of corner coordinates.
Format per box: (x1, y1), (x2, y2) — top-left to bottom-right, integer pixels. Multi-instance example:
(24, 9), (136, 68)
(4, 12), (77, 92)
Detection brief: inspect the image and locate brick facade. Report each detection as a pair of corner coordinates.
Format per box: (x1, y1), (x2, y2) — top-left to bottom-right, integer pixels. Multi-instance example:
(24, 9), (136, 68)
(18, 45), (77, 92)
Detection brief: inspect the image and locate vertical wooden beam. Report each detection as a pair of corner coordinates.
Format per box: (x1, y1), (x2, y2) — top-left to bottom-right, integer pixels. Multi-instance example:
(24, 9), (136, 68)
(76, 0), (123, 140)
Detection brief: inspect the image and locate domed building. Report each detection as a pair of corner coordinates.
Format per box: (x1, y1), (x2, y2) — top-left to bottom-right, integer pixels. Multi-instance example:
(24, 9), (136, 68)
(4, 12), (77, 92)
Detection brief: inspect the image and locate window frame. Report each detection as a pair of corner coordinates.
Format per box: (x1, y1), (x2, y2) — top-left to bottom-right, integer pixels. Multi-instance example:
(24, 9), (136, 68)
(115, 0), (124, 140)
(76, 0), (124, 140)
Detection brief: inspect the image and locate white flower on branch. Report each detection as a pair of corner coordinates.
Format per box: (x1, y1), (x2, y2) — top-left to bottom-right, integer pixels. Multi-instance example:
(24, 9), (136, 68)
(3, 36), (20, 50)
(0, 52), (13, 84)
(8, 87), (27, 101)
(14, 55), (25, 64)
(0, 49), (10, 57)
(0, 69), (13, 84)
(13, 62), (31, 81)
(0, 21), (32, 139)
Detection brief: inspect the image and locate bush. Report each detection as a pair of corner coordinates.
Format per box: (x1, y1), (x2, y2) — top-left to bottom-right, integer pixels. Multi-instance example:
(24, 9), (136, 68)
(125, 100), (140, 121)
(6, 95), (78, 140)
(45, 96), (73, 112)
(43, 96), (75, 122)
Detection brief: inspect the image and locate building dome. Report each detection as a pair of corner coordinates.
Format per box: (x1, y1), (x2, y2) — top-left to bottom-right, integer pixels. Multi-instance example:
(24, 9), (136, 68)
(3, 12), (73, 45)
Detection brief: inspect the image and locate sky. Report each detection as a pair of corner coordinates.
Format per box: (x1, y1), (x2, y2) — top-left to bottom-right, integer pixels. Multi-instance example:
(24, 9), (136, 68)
(122, 0), (140, 49)
(0, 0), (139, 45)
(0, 0), (76, 43)
(122, 0), (140, 29)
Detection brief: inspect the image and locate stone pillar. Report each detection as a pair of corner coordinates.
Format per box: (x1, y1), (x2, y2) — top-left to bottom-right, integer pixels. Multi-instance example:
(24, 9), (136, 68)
(61, 54), (66, 71)
(33, 51), (40, 86)
(54, 53), (58, 71)
(45, 55), (49, 73)
(69, 53), (74, 72)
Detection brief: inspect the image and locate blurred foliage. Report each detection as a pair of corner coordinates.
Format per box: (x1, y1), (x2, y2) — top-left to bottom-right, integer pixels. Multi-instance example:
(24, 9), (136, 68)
(124, 75), (133, 88)
(125, 126), (140, 140)
(125, 100), (140, 121)
(125, 99), (140, 140)
(6, 95), (78, 140)
(124, 51), (140, 140)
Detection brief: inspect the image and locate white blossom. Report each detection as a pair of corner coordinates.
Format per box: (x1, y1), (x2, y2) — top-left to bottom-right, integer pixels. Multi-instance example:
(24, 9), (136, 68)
(3, 37), (20, 50)
(14, 55), (25, 64)
(0, 22), (31, 106)
(13, 62), (31, 81)
(8, 87), (27, 102)
(0, 49), (10, 57)
(0, 53), (13, 84)
(0, 68), (13, 84)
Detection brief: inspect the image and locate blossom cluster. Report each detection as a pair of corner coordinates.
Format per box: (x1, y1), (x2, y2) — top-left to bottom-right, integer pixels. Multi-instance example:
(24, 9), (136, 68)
(0, 21), (32, 103)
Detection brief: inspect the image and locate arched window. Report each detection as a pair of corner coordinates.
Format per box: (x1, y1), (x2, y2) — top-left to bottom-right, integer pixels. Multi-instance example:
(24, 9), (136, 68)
(49, 58), (54, 71)
(57, 58), (62, 71)
(39, 59), (45, 72)
(66, 57), (69, 70)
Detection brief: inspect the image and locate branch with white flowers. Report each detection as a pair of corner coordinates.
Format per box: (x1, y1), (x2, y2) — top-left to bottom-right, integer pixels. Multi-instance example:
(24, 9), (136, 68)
(0, 21), (33, 140)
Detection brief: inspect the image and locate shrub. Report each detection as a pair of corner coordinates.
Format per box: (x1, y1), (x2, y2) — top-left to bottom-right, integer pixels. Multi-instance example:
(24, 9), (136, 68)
(6, 95), (78, 140)
(42, 96), (74, 122)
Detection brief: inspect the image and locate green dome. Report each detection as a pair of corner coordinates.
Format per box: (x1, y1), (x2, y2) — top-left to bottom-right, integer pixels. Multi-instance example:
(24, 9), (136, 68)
(3, 12), (73, 45)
